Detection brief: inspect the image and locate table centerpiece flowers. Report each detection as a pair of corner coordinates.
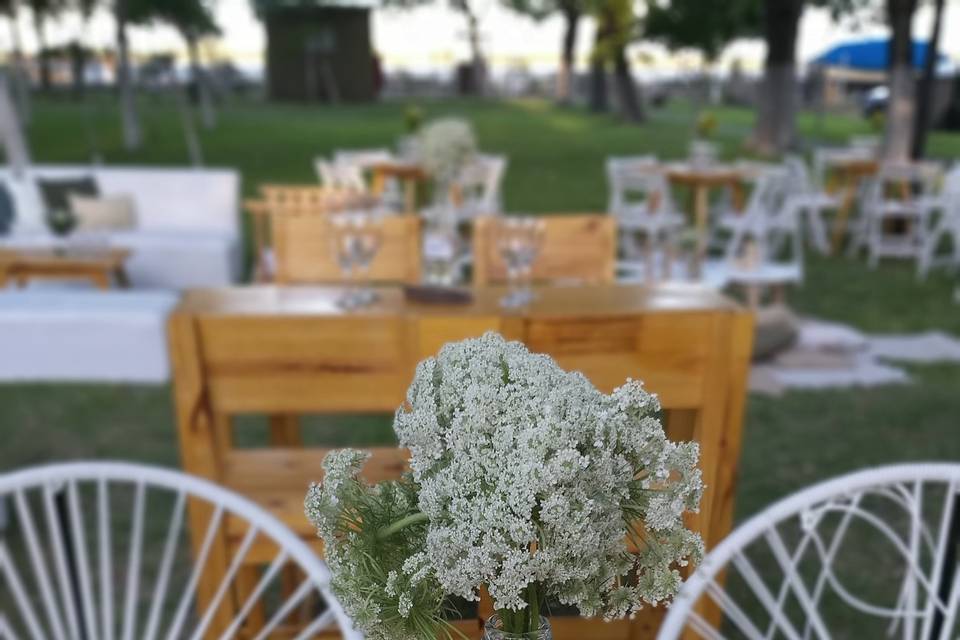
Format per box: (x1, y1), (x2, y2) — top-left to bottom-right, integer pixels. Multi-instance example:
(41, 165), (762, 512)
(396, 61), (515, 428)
(416, 117), (477, 190)
(305, 332), (704, 639)
(416, 117), (477, 285)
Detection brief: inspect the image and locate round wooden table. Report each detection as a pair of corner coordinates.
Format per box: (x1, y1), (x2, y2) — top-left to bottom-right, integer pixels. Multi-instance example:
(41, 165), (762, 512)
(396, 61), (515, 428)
(665, 162), (754, 267)
(369, 161), (429, 213)
(823, 155), (879, 254)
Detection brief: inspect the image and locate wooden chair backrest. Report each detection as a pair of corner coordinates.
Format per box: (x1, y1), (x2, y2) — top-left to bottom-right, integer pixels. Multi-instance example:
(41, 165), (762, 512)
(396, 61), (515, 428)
(270, 213), (421, 285)
(472, 214), (616, 286)
(259, 184), (372, 210)
(247, 185), (380, 282)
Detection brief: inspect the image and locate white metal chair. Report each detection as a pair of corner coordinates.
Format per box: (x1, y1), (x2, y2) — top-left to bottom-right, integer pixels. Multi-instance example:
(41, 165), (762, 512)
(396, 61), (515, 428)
(452, 153), (507, 221)
(606, 156), (684, 280)
(658, 463), (960, 640)
(0, 461), (362, 640)
(784, 155), (835, 254)
(918, 165), (960, 280)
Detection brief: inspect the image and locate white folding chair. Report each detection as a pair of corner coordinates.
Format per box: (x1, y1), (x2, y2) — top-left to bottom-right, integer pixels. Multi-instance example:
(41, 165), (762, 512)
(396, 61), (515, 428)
(658, 463), (960, 640)
(314, 157), (366, 192)
(606, 156), (684, 280)
(0, 461), (362, 640)
(719, 168), (796, 264)
(452, 153), (507, 221)
(858, 163), (941, 268)
(784, 155), (835, 254)
(918, 165), (960, 280)
(334, 148), (403, 211)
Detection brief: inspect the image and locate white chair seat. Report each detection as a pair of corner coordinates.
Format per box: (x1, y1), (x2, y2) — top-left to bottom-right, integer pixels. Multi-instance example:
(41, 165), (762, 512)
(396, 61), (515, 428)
(794, 192), (838, 210)
(617, 208), (685, 231)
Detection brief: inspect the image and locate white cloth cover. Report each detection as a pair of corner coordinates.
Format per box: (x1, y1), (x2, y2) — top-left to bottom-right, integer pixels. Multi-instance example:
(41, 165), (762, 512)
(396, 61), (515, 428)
(0, 165), (242, 288)
(0, 291), (179, 383)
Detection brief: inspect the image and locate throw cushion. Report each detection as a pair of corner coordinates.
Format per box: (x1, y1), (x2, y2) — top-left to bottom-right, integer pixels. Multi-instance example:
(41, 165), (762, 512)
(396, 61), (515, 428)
(753, 304), (800, 361)
(0, 182), (14, 235)
(4, 177), (46, 233)
(37, 176), (99, 212)
(68, 194), (137, 232)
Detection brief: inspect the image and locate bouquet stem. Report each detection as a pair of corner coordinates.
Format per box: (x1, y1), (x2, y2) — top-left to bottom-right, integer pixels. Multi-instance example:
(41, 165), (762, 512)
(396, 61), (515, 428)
(376, 511), (429, 540)
(496, 582), (542, 635)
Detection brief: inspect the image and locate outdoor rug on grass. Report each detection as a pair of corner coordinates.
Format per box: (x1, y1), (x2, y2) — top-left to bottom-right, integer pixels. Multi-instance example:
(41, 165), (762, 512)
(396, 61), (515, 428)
(750, 320), (960, 396)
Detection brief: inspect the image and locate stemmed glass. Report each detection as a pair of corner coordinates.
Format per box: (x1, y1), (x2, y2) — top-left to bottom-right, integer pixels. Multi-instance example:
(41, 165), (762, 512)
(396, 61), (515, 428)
(329, 212), (383, 309)
(494, 217), (545, 308)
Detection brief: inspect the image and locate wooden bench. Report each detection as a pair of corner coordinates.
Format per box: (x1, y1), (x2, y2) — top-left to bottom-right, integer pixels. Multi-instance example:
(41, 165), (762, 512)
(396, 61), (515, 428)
(169, 283), (753, 638)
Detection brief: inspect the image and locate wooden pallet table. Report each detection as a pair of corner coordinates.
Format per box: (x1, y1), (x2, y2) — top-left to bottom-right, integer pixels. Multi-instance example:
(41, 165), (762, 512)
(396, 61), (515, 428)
(169, 283), (754, 639)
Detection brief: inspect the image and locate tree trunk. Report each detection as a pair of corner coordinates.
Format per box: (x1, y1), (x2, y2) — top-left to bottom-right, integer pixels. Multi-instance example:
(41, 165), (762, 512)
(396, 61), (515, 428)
(186, 34), (216, 129)
(33, 13), (50, 92)
(0, 71), (31, 177)
(7, 1), (31, 125)
(454, 0), (485, 96)
(883, 0), (918, 163)
(911, 0), (944, 159)
(115, 0), (142, 151)
(588, 13), (610, 113)
(613, 45), (643, 122)
(176, 85), (204, 167)
(69, 42), (86, 100)
(556, 3), (580, 105)
(750, 0), (803, 155)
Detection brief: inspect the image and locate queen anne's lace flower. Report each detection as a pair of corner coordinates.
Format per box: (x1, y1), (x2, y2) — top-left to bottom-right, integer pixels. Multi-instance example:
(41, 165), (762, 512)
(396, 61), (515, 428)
(306, 333), (703, 639)
(416, 118), (477, 184)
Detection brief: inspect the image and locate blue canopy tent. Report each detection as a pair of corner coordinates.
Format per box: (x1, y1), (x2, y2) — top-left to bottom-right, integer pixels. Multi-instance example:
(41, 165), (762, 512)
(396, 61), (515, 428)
(813, 38), (947, 72)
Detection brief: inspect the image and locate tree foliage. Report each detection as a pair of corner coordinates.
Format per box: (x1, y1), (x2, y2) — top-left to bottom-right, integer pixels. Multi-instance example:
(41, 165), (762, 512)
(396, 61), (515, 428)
(643, 0), (761, 61)
(130, 0), (218, 36)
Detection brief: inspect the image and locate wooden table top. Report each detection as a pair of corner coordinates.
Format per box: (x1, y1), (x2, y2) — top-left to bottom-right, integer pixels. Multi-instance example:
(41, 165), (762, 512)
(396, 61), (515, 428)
(176, 283), (743, 318)
(0, 247), (130, 269)
(369, 161), (428, 180)
(664, 161), (774, 185)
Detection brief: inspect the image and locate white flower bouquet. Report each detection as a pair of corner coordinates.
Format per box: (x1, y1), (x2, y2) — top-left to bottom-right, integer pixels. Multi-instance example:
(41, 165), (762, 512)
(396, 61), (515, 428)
(305, 333), (703, 639)
(416, 117), (477, 185)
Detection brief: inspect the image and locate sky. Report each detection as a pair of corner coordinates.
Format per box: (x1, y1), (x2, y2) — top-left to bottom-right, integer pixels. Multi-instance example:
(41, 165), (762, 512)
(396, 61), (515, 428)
(1, 1), (957, 78)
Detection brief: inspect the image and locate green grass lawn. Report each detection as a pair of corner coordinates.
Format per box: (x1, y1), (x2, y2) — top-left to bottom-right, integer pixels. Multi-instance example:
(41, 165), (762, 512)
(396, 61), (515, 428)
(2, 95), (959, 528)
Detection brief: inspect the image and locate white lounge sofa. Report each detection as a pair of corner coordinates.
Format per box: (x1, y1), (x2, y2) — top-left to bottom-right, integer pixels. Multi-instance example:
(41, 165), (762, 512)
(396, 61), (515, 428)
(0, 291), (179, 383)
(0, 165), (242, 289)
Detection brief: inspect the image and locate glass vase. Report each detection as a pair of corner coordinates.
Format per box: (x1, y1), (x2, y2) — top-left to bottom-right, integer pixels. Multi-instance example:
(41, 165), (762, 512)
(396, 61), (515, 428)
(482, 614), (552, 640)
(421, 183), (461, 286)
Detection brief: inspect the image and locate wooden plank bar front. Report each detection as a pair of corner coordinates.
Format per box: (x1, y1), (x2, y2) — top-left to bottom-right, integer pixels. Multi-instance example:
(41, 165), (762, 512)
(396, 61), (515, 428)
(169, 283), (753, 639)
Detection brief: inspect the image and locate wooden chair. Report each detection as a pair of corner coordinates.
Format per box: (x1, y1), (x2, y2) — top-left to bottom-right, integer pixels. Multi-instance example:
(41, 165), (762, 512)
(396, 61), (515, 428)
(169, 284), (754, 639)
(246, 186), (381, 282)
(271, 212), (421, 284)
(259, 184), (372, 210)
(472, 214), (616, 285)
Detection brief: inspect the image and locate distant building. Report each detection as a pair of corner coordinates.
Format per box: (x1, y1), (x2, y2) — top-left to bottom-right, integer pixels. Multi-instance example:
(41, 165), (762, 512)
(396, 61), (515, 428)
(262, 1), (377, 103)
(810, 38), (956, 118)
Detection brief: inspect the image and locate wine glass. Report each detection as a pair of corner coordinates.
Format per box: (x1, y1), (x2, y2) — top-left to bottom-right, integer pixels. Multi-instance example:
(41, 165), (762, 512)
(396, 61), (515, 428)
(352, 214), (383, 305)
(329, 212), (383, 309)
(494, 217), (545, 308)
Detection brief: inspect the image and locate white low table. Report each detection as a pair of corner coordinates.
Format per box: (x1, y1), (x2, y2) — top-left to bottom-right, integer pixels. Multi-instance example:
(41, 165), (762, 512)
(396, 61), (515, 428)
(0, 290), (179, 382)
